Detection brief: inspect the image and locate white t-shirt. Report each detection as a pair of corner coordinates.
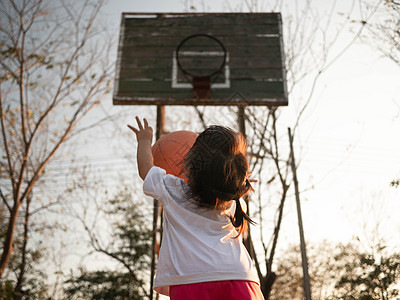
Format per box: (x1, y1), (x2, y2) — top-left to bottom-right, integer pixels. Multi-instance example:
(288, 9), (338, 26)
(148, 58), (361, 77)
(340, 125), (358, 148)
(143, 166), (259, 296)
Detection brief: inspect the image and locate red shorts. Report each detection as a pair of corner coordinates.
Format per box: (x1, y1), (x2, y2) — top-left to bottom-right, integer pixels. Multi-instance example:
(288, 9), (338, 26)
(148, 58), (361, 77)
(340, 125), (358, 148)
(170, 280), (265, 300)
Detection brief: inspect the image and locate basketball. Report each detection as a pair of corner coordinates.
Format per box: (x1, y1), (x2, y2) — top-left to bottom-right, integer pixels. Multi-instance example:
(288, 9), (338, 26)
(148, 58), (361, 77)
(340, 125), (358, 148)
(152, 130), (198, 179)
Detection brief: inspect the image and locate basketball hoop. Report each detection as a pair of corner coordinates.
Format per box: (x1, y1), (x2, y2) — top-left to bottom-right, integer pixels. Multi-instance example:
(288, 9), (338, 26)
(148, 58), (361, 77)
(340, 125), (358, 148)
(176, 34), (227, 99)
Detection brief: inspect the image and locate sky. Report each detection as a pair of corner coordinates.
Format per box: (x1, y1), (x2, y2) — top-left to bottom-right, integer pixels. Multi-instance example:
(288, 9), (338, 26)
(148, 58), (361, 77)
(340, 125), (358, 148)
(99, 0), (400, 244)
(61, 0), (400, 297)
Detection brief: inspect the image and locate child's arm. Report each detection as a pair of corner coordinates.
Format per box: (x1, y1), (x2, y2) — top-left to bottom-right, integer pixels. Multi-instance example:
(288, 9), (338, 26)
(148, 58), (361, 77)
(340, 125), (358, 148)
(127, 116), (154, 180)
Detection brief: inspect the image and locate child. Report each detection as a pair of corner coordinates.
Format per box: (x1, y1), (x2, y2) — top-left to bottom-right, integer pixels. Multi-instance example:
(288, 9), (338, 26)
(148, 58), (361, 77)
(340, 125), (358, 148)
(128, 117), (264, 300)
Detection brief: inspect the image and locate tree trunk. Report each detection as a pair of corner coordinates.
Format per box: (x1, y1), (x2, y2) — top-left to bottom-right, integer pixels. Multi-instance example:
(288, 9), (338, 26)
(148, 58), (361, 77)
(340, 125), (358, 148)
(262, 272), (277, 299)
(14, 195), (31, 299)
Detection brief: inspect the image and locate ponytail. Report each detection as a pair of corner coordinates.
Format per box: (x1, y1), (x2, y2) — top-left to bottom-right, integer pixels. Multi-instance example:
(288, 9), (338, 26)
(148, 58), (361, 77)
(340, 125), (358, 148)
(184, 125), (256, 237)
(230, 183), (255, 238)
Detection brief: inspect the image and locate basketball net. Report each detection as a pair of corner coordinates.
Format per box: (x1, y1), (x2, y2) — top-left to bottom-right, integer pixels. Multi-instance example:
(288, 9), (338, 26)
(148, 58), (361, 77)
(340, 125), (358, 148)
(176, 34), (226, 100)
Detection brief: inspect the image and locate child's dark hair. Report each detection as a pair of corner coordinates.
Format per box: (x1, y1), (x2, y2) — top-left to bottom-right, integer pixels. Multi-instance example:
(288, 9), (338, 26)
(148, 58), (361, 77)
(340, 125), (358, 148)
(184, 125), (254, 237)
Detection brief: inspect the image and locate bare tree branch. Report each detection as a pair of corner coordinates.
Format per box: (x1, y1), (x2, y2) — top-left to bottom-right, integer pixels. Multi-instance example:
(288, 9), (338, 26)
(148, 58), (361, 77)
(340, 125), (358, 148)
(0, 188), (11, 212)
(0, 0), (113, 278)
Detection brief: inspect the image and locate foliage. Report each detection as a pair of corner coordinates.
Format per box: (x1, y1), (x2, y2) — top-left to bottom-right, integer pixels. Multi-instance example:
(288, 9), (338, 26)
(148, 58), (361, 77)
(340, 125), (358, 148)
(269, 241), (400, 300)
(0, 280), (15, 300)
(64, 268), (143, 300)
(390, 179), (399, 188)
(63, 187), (152, 299)
(0, 235), (48, 299)
(333, 249), (400, 300)
(270, 242), (340, 300)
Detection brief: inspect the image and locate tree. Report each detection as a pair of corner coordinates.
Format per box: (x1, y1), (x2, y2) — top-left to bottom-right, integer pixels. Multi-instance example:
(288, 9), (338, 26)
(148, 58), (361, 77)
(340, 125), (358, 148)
(64, 268), (142, 300)
(233, 1), (379, 297)
(181, 1), (380, 297)
(268, 240), (400, 300)
(333, 247), (400, 300)
(359, 0), (400, 187)
(0, 240), (48, 300)
(361, 0), (400, 65)
(0, 0), (113, 280)
(64, 186), (152, 299)
(269, 241), (340, 300)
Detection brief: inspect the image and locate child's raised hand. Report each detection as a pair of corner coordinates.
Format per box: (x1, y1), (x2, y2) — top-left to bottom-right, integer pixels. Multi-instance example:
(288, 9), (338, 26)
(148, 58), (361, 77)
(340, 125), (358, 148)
(128, 117), (154, 180)
(127, 116), (153, 144)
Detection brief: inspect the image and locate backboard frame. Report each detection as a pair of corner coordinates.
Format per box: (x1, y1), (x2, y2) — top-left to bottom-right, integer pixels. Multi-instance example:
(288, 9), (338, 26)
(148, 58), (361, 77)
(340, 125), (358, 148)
(113, 12), (288, 106)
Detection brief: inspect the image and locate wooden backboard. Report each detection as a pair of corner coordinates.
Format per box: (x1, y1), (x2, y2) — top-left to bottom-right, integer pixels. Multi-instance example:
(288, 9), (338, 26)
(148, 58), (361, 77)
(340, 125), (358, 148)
(113, 13), (288, 106)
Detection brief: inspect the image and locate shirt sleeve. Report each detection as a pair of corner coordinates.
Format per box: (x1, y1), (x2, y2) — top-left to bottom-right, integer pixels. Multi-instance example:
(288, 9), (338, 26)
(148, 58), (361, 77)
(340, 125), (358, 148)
(143, 166), (180, 207)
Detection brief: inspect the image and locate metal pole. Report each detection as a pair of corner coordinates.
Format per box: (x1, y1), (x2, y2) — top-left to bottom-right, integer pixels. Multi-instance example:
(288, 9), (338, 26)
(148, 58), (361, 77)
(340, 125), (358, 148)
(288, 127), (312, 300)
(237, 106), (254, 258)
(150, 106), (165, 300)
